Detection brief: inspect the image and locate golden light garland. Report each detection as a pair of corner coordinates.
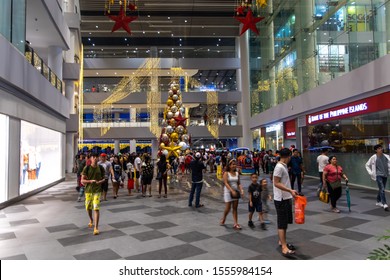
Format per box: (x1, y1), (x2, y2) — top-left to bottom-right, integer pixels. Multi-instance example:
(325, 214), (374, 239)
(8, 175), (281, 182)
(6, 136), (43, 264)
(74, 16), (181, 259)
(206, 91), (219, 139)
(147, 58), (161, 138)
(96, 58), (160, 136)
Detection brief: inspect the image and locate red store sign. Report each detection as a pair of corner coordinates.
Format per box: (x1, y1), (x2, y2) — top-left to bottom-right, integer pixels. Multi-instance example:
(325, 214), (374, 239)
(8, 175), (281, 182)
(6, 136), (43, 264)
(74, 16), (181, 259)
(284, 120), (296, 139)
(306, 91), (390, 125)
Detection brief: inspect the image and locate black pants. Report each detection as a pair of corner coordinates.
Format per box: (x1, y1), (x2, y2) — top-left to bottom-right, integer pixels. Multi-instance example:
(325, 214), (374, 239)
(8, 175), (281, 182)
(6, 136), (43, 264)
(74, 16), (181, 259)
(327, 182), (342, 208)
(319, 172), (323, 186)
(291, 173), (302, 193)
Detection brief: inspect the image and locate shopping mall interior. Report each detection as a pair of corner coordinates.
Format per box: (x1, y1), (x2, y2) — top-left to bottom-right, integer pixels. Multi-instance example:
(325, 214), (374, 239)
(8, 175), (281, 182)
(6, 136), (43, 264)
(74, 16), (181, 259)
(0, 0), (390, 260)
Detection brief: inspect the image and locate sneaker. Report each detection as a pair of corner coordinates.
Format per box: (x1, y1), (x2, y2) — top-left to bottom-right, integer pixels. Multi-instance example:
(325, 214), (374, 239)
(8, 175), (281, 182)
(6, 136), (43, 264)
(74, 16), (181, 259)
(77, 198), (81, 202)
(383, 204), (389, 211)
(248, 221), (255, 228)
(376, 202), (384, 207)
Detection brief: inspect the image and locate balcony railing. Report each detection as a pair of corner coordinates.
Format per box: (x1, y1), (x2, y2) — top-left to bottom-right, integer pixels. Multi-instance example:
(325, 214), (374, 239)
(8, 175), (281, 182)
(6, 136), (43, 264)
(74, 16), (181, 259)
(25, 44), (64, 94)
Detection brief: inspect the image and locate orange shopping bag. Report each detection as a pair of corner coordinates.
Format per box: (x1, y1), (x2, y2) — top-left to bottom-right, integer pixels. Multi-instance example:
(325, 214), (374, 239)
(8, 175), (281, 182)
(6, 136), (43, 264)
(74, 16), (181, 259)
(294, 195), (307, 224)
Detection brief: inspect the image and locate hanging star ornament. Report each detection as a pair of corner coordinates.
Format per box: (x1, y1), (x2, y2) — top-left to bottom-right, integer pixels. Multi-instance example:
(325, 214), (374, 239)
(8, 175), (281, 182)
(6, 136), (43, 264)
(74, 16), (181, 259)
(235, 9), (265, 36)
(108, 5), (138, 34)
(257, 0), (267, 8)
(174, 113), (187, 127)
(164, 143), (182, 158)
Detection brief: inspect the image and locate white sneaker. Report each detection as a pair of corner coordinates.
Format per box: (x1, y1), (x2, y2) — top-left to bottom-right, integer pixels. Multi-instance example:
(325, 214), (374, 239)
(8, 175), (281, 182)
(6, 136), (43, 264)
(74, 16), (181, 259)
(383, 204), (389, 210)
(376, 202), (384, 207)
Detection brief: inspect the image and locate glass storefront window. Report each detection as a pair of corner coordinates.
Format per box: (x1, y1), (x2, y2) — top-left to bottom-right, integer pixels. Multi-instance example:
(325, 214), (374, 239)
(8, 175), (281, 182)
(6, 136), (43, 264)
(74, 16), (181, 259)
(0, 114), (9, 203)
(302, 109), (390, 187)
(20, 121), (62, 195)
(250, 1), (390, 115)
(265, 122), (283, 151)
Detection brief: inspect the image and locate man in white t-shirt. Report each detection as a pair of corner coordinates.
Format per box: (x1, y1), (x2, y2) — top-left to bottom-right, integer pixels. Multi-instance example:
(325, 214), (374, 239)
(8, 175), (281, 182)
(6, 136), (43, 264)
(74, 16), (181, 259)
(273, 148), (298, 257)
(134, 153), (142, 192)
(317, 149), (329, 188)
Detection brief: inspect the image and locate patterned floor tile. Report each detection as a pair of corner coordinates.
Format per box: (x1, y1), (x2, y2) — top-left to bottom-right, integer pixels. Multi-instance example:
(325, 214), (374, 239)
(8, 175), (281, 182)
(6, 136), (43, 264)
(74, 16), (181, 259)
(1, 254), (28, 260)
(144, 221), (178, 230)
(9, 219), (39, 226)
(3, 206), (29, 214)
(361, 208), (390, 217)
(107, 205), (150, 213)
(321, 217), (371, 229)
(131, 230), (168, 241)
(173, 231), (212, 243)
(330, 229), (374, 241)
(57, 229), (126, 246)
(108, 220), (141, 229)
(73, 248), (121, 260)
(46, 224), (79, 233)
(125, 244), (207, 260)
(0, 232), (16, 241)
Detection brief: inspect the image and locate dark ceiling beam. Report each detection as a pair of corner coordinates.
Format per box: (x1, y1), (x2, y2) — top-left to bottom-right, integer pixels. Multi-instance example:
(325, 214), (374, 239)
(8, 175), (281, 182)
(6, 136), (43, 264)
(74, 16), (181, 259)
(81, 10), (236, 18)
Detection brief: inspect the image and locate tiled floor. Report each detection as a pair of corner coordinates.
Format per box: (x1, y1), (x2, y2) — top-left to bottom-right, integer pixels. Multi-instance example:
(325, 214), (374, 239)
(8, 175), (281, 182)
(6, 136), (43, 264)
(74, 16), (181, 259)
(0, 172), (389, 260)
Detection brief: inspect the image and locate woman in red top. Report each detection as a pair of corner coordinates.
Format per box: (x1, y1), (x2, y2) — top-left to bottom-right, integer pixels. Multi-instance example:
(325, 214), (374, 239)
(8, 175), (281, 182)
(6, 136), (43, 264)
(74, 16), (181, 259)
(322, 156), (349, 213)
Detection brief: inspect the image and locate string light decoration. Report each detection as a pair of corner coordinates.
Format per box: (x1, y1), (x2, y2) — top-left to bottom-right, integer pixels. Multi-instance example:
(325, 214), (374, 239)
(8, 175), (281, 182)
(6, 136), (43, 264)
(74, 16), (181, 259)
(206, 91), (219, 139)
(96, 58), (159, 136)
(147, 58), (161, 138)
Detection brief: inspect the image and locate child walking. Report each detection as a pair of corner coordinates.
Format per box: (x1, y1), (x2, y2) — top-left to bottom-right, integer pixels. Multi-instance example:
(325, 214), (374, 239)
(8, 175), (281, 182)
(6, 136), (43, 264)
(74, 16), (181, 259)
(260, 178), (272, 224)
(248, 173), (266, 230)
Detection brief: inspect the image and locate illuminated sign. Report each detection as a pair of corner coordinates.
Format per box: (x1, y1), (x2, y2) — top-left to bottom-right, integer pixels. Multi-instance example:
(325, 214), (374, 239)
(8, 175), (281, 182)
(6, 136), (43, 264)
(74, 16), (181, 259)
(284, 120), (296, 139)
(306, 92), (390, 125)
(266, 123), (282, 133)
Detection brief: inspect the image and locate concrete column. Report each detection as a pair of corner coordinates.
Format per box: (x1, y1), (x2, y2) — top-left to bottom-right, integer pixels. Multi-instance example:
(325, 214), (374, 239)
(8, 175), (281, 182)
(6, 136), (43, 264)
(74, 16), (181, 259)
(65, 32), (75, 63)
(66, 133), (74, 173)
(114, 140), (120, 154)
(295, 1), (316, 94)
(48, 46), (63, 80)
(130, 139), (136, 154)
(130, 108), (136, 123)
(65, 80), (75, 114)
(151, 139), (159, 162)
(236, 32), (252, 149)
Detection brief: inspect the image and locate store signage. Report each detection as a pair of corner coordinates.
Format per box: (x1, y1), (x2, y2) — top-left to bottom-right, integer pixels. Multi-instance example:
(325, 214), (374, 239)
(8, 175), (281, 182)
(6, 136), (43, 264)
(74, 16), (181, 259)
(266, 123), (281, 133)
(284, 120), (296, 139)
(307, 91), (390, 125)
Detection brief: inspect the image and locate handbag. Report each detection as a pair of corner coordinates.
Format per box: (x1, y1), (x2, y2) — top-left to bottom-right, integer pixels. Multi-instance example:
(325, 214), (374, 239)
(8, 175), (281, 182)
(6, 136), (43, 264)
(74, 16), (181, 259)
(231, 189), (241, 199)
(156, 171), (162, 180)
(319, 189), (329, 203)
(328, 166), (342, 189)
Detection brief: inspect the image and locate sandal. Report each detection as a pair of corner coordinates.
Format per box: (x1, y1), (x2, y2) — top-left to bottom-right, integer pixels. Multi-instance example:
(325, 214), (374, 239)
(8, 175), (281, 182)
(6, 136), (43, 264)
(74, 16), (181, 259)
(88, 222), (93, 228)
(196, 204), (204, 208)
(233, 224), (242, 230)
(331, 208), (340, 213)
(282, 249), (295, 257)
(279, 243), (296, 251)
(93, 229), (99, 235)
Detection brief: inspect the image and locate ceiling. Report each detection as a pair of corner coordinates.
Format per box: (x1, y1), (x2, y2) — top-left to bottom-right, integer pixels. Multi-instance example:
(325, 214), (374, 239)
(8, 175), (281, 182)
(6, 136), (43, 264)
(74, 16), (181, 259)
(79, 0), (247, 59)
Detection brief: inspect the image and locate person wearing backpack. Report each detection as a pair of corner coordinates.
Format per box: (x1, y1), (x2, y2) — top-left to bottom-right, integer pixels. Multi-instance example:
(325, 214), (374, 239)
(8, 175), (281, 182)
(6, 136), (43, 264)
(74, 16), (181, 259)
(141, 153), (154, 197)
(81, 153), (106, 235)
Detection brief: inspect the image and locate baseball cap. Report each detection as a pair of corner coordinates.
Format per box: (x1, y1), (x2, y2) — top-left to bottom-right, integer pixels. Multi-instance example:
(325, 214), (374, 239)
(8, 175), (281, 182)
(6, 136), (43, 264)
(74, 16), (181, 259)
(100, 153), (107, 157)
(195, 152), (201, 158)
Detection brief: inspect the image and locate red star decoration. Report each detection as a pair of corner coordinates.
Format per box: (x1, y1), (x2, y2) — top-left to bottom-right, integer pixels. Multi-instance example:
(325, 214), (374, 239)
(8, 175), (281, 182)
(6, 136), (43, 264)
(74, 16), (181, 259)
(235, 9), (264, 36)
(108, 5), (138, 34)
(174, 113), (187, 127)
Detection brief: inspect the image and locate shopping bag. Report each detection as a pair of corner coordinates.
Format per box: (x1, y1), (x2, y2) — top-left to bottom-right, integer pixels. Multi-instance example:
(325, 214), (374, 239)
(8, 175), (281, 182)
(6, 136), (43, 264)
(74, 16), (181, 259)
(319, 189), (329, 204)
(294, 195), (307, 224)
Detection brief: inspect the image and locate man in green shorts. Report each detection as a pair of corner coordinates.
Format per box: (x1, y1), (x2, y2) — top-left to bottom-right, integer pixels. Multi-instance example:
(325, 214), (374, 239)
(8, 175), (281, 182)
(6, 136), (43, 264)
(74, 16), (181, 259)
(81, 153), (105, 235)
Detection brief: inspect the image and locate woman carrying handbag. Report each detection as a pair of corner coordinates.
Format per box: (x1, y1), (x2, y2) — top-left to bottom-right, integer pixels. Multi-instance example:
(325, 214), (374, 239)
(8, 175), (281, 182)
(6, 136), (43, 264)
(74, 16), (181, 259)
(220, 159), (244, 230)
(322, 156), (349, 213)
